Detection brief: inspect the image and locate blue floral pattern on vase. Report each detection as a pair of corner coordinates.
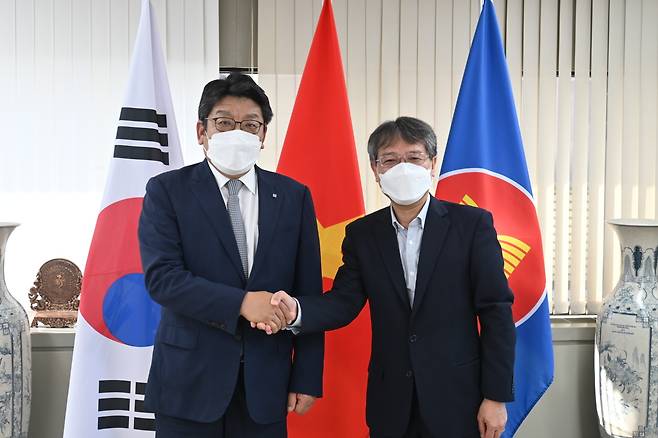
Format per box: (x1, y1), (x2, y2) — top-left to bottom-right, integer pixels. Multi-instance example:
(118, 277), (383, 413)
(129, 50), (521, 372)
(0, 224), (31, 438)
(596, 221), (658, 438)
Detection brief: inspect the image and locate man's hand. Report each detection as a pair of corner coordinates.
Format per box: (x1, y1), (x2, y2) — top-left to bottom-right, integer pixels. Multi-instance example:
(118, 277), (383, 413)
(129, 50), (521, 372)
(272, 290), (297, 322)
(240, 291), (286, 334)
(477, 399), (507, 438)
(287, 392), (316, 415)
(251, 291), (298, 334)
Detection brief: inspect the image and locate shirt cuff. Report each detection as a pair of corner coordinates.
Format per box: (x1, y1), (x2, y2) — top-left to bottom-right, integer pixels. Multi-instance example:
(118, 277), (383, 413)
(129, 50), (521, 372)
(285, 297), (302, 334)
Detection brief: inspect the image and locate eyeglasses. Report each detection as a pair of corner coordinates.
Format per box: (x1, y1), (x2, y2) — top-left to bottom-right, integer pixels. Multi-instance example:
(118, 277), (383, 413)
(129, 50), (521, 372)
(375, 152), (430, 170)
(206, 117), (264, 135)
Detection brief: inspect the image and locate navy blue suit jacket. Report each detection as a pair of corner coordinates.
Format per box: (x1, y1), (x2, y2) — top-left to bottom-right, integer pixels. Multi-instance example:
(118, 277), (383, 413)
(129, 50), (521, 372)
(138, 161), (324, 424)
(298, 197), (515, 437)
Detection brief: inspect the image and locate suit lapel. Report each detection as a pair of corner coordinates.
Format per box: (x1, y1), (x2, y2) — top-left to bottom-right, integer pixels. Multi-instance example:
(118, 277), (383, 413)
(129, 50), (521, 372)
(411, 197), (450, 317)
(373, 209), (411, 309)
(189, 161), (245, 280)
(247, 167), (281, 285)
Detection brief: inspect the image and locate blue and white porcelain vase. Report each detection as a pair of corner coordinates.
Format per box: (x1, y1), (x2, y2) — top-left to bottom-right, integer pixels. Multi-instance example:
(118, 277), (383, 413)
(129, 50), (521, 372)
(596, 219), (658, 438)
(0, 223), (31, 438)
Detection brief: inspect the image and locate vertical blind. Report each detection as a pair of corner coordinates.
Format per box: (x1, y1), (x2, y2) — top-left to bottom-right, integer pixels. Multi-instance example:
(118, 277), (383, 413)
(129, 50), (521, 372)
(257, 0), (658, 315)
(0, 0), (656, 315)
(0, 0), (219, 312)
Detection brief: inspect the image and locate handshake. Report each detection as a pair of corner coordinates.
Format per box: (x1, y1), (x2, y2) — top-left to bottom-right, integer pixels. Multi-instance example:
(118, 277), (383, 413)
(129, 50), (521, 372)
(240, 290), (298, 335)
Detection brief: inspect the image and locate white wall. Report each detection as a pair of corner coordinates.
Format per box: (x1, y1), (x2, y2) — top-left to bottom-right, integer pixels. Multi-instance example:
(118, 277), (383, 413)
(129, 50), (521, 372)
(0, 0), (219, 312)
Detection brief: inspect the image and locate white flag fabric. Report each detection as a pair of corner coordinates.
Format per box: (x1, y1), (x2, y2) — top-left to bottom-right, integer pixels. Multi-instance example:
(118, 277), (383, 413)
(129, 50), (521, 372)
(64, 0), (183, 435)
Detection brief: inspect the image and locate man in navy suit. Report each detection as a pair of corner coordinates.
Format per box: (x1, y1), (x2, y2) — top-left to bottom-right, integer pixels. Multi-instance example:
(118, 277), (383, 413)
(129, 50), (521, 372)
(138, 74), (324, 437)
(262, 117), (515, 438)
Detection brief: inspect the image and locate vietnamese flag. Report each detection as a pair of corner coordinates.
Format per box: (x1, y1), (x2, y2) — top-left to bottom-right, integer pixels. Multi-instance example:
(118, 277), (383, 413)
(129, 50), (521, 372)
(276, 0), (369, 436)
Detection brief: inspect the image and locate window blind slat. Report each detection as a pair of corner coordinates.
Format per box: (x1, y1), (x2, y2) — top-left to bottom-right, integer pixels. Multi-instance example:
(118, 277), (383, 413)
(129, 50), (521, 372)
(569, 0), (593, 315)
(587, 0), (610, 314)
(603, 0), (627, 297)
(537, 0), (558, 313)
(553, 0), (574, 314)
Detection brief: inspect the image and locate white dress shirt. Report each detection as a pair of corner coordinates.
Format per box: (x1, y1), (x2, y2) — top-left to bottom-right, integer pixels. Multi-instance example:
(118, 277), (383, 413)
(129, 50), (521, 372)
(207, 161), (259, 276)
(390, 196), (430, 307)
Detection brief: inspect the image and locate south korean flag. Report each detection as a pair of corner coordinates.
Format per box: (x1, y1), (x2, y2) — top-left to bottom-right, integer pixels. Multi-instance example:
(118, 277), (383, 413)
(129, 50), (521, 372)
(64, 0), (183, 436)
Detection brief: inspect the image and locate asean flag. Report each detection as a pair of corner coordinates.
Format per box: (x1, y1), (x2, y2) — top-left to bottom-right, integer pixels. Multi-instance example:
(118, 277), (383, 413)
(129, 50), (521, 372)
(435, 1), (554, 436)
(276, 0), (368, 436)
(63, 1), (183, 435)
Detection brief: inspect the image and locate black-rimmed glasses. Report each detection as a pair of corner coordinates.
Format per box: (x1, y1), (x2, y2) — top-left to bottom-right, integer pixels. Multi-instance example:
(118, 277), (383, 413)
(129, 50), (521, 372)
(206, 117), (264, 135)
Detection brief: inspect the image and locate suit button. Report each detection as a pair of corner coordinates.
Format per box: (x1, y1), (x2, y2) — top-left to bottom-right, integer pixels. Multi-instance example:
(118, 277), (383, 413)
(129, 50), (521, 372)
(409, 334), (417, 343)
(235, 334), (242, 341)
(405, 370), (413, 378)
(220, 323), (226, 330)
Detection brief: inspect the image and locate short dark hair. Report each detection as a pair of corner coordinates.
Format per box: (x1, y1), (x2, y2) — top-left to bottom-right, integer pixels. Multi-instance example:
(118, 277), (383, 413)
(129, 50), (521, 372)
(197, 73), (273, 127)
(367, 117), (437, 162)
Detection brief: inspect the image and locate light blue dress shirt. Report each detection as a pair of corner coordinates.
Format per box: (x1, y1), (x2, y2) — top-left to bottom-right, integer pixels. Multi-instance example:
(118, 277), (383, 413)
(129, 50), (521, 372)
(290, 196), (431, 328)
(390, 197), (431, 308)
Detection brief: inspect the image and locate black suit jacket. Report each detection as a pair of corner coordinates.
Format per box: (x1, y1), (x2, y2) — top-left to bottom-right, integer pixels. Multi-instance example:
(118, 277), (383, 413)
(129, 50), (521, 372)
(298, 196), (515, 437)
(138, 162), (324, 425)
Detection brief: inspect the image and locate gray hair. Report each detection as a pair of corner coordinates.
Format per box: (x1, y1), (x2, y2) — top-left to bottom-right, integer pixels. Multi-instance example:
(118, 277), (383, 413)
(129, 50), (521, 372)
(367, 117), (438, 162)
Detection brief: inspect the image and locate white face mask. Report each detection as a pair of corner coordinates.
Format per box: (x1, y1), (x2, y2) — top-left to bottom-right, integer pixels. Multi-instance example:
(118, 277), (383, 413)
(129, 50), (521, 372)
(379, 162), (432, 206)
(206, 129), (262, 176)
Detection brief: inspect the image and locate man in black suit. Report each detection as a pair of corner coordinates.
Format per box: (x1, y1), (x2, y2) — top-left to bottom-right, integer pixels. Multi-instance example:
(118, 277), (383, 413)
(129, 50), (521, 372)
(139, 74), (324, 437)
(260, 117), (515, 438)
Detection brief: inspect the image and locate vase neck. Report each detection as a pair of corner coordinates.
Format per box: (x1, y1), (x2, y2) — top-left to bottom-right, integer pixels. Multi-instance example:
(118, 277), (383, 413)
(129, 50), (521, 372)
(612, 223), (658, 280)
(0, 225), (17, 297)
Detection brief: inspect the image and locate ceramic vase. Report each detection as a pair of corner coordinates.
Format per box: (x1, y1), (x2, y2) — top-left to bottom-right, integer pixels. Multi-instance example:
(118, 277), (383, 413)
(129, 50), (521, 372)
(0, 223), (31, 438)
(596, 219), (658, 438)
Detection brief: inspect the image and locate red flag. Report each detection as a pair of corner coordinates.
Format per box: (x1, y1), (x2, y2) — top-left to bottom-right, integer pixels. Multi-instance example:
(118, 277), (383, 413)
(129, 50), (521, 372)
(277, 0), (369, 436)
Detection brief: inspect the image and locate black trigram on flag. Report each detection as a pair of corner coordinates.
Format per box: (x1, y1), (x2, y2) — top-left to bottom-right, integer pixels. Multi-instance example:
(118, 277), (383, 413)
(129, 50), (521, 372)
(114, 107), (170, 165)
(97, 379), (154, 431)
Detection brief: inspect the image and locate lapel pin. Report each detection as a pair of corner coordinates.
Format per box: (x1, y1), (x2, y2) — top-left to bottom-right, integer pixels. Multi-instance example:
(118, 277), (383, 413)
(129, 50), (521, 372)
(272, 193), (277, 198)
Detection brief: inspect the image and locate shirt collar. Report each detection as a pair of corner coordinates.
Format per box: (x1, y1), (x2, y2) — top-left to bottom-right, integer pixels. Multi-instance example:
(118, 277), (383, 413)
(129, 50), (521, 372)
(391, 195), (431, 231)
(207, 160), (257, 195)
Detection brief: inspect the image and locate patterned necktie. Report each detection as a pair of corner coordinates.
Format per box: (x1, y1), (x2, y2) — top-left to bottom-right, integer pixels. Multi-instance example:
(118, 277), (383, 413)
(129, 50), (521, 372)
(226, 179), (249, 279)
